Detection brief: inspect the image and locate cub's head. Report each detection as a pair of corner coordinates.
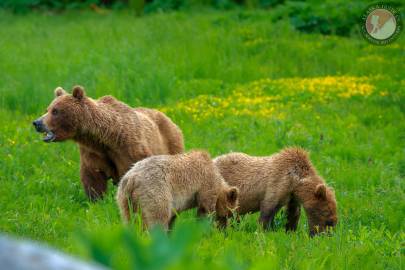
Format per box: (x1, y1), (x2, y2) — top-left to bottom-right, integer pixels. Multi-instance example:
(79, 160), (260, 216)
(215, 186), (239, 228)
(32, 86), (86, 142)
(305, 183), (338, 236)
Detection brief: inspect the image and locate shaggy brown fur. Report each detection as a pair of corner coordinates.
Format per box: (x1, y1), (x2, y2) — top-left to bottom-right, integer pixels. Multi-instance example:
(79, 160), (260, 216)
(33, 86), (184, 200)
(214, 147), (337, 236)
(116, 151), (239, 230)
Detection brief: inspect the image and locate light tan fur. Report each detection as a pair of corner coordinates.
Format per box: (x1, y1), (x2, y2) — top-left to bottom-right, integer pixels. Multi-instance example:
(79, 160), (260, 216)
(214, 147), (337, 235)
(117, 151), (239, 230)
(33, 86), (184, 200)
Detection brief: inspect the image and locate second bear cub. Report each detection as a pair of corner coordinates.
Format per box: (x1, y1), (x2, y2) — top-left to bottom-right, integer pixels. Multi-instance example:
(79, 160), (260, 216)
(117, 151), (239, 230)
(214, 147), (337, 236)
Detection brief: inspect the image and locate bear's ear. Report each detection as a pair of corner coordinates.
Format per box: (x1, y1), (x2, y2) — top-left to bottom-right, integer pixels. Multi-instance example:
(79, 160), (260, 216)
(72, 85), (85, 100)
(54, 87), (66, 97)
(226, 187), (239, 205)
(315, 184), (327, 200)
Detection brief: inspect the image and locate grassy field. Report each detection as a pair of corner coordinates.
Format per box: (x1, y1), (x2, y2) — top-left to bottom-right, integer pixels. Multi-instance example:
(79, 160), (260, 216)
(0, 9), (404, 269)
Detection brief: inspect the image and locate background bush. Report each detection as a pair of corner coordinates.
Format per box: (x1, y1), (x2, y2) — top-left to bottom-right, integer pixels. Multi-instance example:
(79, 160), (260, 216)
(273, 0), (367, 36)
(2, 0), (403, 37)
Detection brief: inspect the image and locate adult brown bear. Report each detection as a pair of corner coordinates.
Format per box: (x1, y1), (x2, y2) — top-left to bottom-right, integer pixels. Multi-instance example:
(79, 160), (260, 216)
(33, 86), (184, 201)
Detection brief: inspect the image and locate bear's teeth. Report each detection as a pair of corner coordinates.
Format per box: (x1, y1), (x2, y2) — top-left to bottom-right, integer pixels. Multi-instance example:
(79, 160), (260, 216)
(43, 131), (55, 142)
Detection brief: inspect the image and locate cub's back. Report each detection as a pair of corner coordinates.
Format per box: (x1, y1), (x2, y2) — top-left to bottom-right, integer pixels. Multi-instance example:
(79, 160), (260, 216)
(214, 153), (270, 213)
(122, 155), (170, 193)
(165, 151), (212, 195)
(214, 153), (270, 184)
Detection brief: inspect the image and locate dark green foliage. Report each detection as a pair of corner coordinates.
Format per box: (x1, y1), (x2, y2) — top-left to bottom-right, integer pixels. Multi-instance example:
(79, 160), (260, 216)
(0, 0), (40, 13)
(79, 220), (229, 270)
(281, 0), (368, 36)
(0, 0), (125, 13)
(144, 0), (185, 13)
(280, 0), (405, 36)
(3, 0), (402, 38)
(3, 0), (396, 38)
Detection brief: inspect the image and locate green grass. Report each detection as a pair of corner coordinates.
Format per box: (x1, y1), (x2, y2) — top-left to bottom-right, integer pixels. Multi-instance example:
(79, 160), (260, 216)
(0, 9), (404, 270)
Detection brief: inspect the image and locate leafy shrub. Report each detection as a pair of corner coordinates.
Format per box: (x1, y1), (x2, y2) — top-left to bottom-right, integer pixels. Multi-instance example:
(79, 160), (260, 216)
(79, 220), (243, 270)
(0, 0), (126, 13)
(144, 0), (184, 13)
(270, 0), (367, 36)
(0, 0), (402, 37)
(0, 0), (40, 13)
(0, 0), (285, 13)
(274, 0), (404, 37)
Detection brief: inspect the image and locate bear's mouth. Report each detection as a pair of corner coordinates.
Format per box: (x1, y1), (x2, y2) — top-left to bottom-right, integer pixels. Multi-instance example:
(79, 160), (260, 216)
(43, 131), (56, 142)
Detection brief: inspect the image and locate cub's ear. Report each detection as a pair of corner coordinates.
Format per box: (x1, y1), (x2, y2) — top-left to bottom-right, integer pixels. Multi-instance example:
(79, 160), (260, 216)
(72, 85), (85, 100)
(227, 187), (239, 204)
(54, 87), (66, 97)
(315, 184), (327, 200)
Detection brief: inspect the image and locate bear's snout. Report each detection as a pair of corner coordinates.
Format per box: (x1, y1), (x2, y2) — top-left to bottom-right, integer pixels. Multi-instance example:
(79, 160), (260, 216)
(33, 117), (56, 142)
(33, 118), (46, 132)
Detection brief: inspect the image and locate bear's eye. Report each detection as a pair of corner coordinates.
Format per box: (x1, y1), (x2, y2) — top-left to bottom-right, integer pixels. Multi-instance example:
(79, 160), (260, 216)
(51, 108), (58, 115)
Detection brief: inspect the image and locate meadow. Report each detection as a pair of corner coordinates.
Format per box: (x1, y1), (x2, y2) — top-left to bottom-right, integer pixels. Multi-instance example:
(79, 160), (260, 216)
(0, 8), (404, 269)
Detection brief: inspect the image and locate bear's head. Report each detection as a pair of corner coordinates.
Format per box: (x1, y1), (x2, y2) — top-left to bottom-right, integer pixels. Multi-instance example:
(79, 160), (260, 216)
(305, 183), (338, 236)
(33, 86), (87, 142)
(215, 185), (239, 228)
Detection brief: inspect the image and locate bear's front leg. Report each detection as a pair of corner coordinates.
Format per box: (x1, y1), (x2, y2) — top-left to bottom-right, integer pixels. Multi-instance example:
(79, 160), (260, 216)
(259, 199), (281, 230)
(168, 215), (177, 231)
(79, 146), (114, 201)
(285, 197), (301, 232)
(80, 165), (108, 201)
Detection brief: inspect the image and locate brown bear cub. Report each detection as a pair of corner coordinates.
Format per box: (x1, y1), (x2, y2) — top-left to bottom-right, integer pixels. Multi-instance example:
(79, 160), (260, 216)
(214, 148), (337, 236)
(33, 86), (184, 200)
(116, 151), (239, 230)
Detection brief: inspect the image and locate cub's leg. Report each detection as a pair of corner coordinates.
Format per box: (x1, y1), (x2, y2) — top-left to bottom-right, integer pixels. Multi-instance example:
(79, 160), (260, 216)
(197, 207), (207, 217)
(168, 215), (177, 231)
(116, 177), (139, 223)
(259, 203), (281, 230)
(285, 196), (301, 232)
(143, 197), (171, 231)
(259, 192), (282, 230)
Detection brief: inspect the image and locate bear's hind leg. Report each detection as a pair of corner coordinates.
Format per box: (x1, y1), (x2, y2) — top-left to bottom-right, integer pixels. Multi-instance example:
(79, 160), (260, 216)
(143, 200), (171, 231)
